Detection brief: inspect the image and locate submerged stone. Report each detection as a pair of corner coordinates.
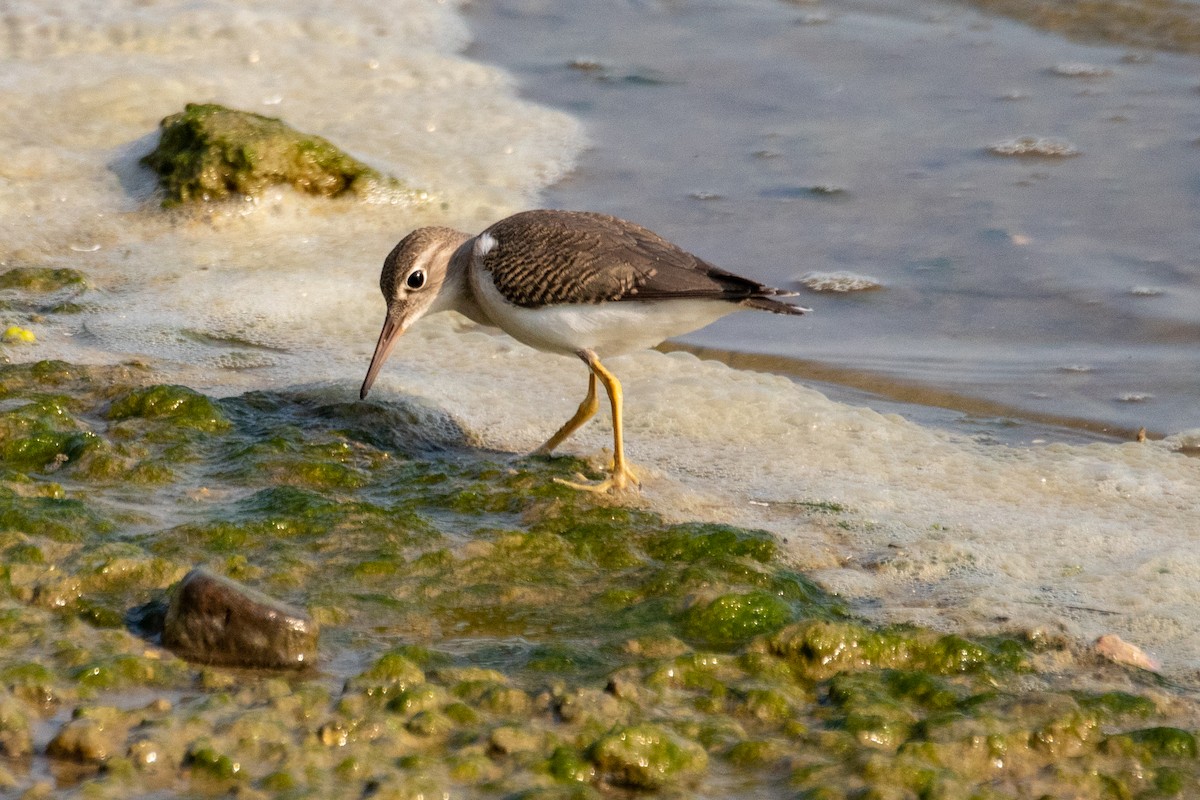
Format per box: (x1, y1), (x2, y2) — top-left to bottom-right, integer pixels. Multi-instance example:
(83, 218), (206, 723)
(140, 103), (421, 206)
(966, 0), (1200, 55)
(184, 740), (243, 780)
(161, 567), (318, 669)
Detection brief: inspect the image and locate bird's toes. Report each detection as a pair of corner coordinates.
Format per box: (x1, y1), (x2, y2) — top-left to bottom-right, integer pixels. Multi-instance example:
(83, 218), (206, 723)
(553, 465), (641, 495)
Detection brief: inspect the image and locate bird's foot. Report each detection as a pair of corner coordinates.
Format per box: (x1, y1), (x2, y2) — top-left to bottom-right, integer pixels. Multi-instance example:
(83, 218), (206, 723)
(555, 461), (641, 494)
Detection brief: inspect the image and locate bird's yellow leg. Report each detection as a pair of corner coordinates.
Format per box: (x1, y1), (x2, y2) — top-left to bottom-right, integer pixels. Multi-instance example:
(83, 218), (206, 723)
(533, 372), (599, 455)
(556, 352), (641, 494)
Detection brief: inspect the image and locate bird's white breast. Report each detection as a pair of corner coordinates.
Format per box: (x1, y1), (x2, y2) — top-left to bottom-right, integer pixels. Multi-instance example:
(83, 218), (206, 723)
(469, 265), (737, 358)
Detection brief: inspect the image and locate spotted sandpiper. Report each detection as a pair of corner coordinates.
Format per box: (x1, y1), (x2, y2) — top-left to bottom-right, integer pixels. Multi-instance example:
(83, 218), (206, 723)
(360, 210), (805, 493)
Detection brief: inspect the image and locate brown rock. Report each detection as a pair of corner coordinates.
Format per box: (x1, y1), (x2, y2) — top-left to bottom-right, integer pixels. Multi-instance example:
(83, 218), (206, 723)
(161, 567), (318, 669)
(46, 719), (116, 764)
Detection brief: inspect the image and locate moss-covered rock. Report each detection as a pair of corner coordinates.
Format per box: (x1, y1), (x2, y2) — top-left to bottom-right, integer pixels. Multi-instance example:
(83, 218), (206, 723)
(347, 650), (426, 699)
(0, 267), (86, 293)
(1105, 727), (1198, 760)
(588, 723), (707, 789)
(680, 590), (793, 648)
(141, 103), (422, 206)
(763, 620), (1026, 680)
(106, 384), (230, 432)
(46, 708), (130, 764)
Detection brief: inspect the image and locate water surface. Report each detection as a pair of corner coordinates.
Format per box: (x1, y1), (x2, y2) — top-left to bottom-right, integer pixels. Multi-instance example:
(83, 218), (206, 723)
(468, 0), (1200, 439)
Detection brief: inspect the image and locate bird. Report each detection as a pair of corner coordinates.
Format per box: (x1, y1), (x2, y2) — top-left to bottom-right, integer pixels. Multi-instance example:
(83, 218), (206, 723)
(359, 209), (806, 493)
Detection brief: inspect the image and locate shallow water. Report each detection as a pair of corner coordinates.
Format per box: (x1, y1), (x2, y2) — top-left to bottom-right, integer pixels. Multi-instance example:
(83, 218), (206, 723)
(468, 0), (1200, 439)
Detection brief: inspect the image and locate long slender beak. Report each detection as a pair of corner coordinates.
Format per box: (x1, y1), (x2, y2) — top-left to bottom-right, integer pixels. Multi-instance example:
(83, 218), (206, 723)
(360, 314), (404, 399)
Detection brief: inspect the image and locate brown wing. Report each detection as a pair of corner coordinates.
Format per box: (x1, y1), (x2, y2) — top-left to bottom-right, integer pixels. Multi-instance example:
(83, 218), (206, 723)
(478, 210), (800, 313)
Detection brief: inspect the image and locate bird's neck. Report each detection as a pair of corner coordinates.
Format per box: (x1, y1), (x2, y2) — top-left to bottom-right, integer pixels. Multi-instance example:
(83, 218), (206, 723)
(431, 234), (493, 327)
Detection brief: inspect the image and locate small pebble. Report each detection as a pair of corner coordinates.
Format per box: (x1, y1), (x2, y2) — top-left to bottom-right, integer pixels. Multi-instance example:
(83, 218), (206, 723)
(1095, 634), (1160, 672)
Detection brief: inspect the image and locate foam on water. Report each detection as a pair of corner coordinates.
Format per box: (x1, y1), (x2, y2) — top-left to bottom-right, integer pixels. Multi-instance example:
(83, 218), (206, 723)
(0, 0), (582, 386)
(3, 0), (1200, 685)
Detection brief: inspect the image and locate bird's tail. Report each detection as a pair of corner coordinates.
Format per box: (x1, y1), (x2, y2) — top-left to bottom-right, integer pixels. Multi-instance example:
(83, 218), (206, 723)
(744, 291), (809, 315)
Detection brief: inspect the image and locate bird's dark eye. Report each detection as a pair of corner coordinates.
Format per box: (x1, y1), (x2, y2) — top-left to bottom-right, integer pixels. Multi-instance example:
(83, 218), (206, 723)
(406, 269), (426, 290)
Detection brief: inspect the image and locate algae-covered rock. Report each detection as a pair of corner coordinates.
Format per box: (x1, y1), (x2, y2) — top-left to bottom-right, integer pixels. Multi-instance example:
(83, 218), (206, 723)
(184, 740), (243, 780)
(106, 384), (230, 432)
(488, 724), (547, 756)
(161, 567), (318, 669)
(1105, 726), (1198, 759)
(588, 723), (707, 789)
(406, 709), (455, 738)
(680, 590), (793, 648)
(0, 693), (32, 758)
(46, 708), (129, 764)
(348, 649), (426, 699)
(763, 620), (1025, 680)
(140, 103), (420, 206)
(0, 268), (86, 293)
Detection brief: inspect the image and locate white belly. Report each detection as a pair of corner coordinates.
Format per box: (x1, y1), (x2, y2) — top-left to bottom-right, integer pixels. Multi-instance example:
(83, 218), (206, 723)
(470, 267), (738, 358)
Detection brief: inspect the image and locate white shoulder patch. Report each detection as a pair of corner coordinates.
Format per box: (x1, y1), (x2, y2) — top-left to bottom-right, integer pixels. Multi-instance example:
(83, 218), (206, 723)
(473, 232), (497, 259)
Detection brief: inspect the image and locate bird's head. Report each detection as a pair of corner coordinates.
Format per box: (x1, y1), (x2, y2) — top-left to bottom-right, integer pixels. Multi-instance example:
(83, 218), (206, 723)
(360, 226), (468, 399)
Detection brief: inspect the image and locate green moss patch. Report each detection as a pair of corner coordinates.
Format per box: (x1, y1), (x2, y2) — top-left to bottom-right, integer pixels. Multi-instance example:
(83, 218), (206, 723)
(0, 360), (1196, 798)
(141, 103), (424, 206)
(0, 267), (86, 293)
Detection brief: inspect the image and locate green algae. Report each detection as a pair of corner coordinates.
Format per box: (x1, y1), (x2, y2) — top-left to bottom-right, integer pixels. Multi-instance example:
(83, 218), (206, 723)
(1106, 726), (1198, 759)
(763, 619), (1027, 680)
(107, 384), (230, 432)
(0, 267), (86, 293)
(141, 103), (423, 206)
(0, 361), (1197, 798)
(589, 722), (708, 788)
(0, 488), (116, 542)
(680, 590), (793, 648)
